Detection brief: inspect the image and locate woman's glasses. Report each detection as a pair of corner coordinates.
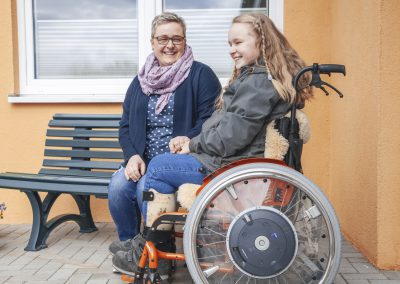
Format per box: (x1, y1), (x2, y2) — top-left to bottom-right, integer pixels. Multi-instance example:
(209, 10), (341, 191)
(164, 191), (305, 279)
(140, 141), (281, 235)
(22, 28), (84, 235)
(153, 36), (185, 45)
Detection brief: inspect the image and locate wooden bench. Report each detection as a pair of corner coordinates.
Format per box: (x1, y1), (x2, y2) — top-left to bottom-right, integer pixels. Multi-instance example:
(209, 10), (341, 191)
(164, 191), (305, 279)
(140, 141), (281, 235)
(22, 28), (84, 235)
(0, 114), (123, 251)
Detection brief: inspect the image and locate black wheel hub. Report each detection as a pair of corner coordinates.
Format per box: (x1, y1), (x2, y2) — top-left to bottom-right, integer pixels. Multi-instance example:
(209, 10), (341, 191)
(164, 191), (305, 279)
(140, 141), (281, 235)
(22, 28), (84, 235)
(227, 207), (297, 278)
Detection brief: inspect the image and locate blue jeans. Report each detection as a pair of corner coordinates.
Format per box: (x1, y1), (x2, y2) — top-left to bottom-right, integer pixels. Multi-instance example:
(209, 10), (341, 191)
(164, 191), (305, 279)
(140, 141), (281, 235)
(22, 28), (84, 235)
(140, 153), (207, 223)
(108, 167), (146, 240)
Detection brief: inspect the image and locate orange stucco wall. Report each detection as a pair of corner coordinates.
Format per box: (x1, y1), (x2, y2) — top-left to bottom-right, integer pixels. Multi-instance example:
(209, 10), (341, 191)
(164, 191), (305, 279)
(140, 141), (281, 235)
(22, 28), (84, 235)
(1, 0), (400, 269)
(375, 0), (400, 269)
(328, 0), (400, 269)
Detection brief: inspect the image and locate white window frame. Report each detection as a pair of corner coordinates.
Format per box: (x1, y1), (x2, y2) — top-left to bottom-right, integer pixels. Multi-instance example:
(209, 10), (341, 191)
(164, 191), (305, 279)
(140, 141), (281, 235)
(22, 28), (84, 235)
(10, 0), (283, 103)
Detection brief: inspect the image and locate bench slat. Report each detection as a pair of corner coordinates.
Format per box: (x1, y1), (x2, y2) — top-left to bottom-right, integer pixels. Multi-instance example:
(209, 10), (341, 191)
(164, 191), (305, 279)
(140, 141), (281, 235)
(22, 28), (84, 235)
(53, 114), (121, 120)
(44, 149), (123, 159)
(39, 168), (114, 178)
(0, 176), (108, 196)
(45, 139), (120, 148)
(43, 159), (120, 170)
(47, 129), (118, 138)
(0, 173), (109, 185)
(49, 119), (119, 128)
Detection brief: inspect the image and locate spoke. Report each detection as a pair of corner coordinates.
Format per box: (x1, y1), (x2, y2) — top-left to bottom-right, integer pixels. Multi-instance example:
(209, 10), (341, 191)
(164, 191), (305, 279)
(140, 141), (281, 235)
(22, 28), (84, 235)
(219, 270), (229, 283)
(292, 258), (324, 275)
(202, 240), (226, 246)
(203, 226), (227, 238)
(234, 272), (245, 284)
(279, 187), (291, 212)
(282, 195), (302, 215)
(198, 253), (227, 260)
(291, 265), (308, 284)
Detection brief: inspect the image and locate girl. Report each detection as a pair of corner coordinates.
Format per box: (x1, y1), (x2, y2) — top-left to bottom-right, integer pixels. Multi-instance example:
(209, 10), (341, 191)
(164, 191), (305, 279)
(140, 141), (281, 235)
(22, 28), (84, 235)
(112, 12), (312, 275)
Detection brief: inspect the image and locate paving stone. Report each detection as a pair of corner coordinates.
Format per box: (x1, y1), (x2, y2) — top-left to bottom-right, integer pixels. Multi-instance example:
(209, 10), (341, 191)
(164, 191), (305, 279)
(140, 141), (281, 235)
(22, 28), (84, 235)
(24, 281), (64, 284)
(0, 276), (11, 284)
(65, 272), (92, 284)
(347, 280), (370, 284)
(334, 273), (347, 284)
(71, 246), (97, 263)
(10, 251), (38, 266)
(383, 271), (400, 280)
(33, 259), (64, 280)
(342, 273), (388, 280)
(1, 280), (24, 284)
(48, 267), (76, 281)
(0, 247), (25, 265)
(1, 269), (41, 281)
(370, 281), (400, 284)
(352, 262), (381, 274)
(348, 257), (369, 263)
(342, 252), (365, 258)
(85, 249), (110, 267)
(24, 256), (50, 270)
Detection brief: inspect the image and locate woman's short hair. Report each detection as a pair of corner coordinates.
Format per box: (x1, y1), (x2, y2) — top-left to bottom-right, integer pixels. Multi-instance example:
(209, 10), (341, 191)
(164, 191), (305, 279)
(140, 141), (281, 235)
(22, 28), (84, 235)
(151, 12), (186, 38)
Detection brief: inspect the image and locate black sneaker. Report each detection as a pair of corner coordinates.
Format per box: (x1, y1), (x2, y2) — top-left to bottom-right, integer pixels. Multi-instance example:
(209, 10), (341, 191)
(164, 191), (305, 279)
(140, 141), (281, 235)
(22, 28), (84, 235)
(109, 233), (146, 255)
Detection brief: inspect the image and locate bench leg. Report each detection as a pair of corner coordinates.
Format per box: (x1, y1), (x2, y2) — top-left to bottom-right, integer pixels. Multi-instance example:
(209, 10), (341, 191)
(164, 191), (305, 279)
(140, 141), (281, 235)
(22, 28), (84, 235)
(23, 191), (97, 251)
(71, 194), (97, 233)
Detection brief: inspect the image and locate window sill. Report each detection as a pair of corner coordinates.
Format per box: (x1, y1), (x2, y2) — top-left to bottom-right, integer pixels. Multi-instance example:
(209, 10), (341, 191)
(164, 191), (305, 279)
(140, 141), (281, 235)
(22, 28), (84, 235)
(8, 94), (125, 103)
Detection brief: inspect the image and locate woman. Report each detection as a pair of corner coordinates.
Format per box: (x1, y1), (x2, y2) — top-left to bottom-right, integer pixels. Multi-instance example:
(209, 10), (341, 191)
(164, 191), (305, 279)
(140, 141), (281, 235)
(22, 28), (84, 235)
(108, 12), (221, 255)
(112, 12), (312, 276)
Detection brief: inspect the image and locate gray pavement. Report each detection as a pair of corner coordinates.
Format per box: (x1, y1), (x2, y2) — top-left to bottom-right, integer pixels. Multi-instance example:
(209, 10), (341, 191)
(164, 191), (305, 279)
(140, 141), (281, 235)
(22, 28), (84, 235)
(0, 223), (399, 283)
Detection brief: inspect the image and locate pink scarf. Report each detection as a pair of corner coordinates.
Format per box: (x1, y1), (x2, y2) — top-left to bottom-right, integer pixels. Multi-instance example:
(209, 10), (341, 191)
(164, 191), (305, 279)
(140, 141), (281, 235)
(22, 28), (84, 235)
(138, 46), (194, 114)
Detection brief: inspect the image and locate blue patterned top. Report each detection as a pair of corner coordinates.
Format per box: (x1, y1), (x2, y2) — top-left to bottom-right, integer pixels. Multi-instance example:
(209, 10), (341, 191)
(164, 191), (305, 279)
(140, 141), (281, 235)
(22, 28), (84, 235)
(144, 94), (175, 160)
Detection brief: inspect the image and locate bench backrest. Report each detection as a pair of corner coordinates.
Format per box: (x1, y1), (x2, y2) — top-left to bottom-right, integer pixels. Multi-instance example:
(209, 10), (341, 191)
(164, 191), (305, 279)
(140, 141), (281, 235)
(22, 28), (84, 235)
(39, 114), (123, 178)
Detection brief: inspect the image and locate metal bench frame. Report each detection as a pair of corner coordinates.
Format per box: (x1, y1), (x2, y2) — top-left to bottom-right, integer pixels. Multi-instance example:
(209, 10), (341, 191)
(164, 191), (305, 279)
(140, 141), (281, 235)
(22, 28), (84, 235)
(0, 114), (123, 251)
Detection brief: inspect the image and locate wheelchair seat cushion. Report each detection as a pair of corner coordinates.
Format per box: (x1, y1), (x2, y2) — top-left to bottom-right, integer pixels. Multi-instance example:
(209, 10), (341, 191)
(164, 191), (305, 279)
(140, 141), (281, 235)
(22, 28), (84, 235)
(265, 109), (311, 160)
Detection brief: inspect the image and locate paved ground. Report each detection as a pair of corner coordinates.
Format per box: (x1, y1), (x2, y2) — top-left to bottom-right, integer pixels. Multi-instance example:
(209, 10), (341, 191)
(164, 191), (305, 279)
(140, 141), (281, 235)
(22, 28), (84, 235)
(0, 223), (399, 283)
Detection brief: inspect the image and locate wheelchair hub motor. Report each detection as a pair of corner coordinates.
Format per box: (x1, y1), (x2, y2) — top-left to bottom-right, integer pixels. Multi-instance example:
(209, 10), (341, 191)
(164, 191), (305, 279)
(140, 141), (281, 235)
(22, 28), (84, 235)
(226, 206), (298, 278)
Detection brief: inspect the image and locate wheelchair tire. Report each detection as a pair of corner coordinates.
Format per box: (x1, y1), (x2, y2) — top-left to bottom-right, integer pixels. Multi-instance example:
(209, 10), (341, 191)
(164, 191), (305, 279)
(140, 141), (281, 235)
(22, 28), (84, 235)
(183, 162), (341, 284)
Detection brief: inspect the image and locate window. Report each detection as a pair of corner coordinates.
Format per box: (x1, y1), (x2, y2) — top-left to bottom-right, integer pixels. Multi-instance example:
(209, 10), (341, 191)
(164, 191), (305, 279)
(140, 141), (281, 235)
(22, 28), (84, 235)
(13, 0), (283, 103)
(33, 0), (138, 79)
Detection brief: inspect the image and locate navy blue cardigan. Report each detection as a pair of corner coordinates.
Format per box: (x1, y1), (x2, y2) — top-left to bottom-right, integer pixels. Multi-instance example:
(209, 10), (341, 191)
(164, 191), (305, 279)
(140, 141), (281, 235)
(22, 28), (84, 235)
(119, 61), (222, 163)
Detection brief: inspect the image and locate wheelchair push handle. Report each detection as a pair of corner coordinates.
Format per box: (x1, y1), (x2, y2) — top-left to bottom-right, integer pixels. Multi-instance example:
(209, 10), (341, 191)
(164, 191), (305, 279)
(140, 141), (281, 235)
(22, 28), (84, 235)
(293, 63), (346, 98)
(318, 64), (346, 76)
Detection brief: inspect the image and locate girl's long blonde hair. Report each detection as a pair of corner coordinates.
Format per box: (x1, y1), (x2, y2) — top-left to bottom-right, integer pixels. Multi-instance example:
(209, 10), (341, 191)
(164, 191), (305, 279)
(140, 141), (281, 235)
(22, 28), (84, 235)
(216, 13), (312, 109)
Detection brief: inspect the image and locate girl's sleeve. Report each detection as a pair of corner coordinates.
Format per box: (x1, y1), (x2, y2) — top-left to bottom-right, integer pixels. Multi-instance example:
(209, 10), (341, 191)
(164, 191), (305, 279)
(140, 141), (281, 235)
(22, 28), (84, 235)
(189, 74), (281, 157)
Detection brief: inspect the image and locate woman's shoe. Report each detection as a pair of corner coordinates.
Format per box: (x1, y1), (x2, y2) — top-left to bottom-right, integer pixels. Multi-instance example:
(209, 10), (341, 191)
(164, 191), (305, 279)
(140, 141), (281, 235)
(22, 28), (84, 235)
(112, 244), (171, 278)
(109, 233), (146, 255)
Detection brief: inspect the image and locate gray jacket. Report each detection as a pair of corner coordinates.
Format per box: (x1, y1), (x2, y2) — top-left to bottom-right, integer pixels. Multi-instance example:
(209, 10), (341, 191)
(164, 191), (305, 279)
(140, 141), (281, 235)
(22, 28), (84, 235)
(189, 64), (291, 172)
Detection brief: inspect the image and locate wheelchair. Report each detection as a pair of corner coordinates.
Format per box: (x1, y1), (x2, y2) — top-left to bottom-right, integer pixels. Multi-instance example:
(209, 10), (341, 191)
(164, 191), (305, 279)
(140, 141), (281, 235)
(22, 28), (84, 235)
(122, 63), (346, 284)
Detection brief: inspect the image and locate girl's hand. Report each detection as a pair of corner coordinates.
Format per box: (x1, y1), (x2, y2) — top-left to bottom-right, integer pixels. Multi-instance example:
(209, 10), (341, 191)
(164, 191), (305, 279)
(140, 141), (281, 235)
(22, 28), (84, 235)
(178, 140), (191, 154)
(169, 136), (190, 153)
(125, 155), (146, 182)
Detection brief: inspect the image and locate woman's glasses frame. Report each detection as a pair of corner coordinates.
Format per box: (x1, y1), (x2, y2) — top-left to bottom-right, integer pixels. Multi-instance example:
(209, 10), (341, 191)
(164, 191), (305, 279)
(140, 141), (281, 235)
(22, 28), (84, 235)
(153, 36), (186, 45)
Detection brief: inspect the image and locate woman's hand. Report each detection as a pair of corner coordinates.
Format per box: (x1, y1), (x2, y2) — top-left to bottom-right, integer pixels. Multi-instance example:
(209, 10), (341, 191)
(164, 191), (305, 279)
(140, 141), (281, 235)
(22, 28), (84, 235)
(125, 155), (146, 182)
(169, 136), (190, 153)
(178, 140), (191, 154)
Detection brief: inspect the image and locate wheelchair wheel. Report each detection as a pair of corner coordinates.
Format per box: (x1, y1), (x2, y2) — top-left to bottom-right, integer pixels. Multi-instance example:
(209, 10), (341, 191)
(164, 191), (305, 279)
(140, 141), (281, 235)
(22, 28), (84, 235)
(183, 162), (341, 284)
